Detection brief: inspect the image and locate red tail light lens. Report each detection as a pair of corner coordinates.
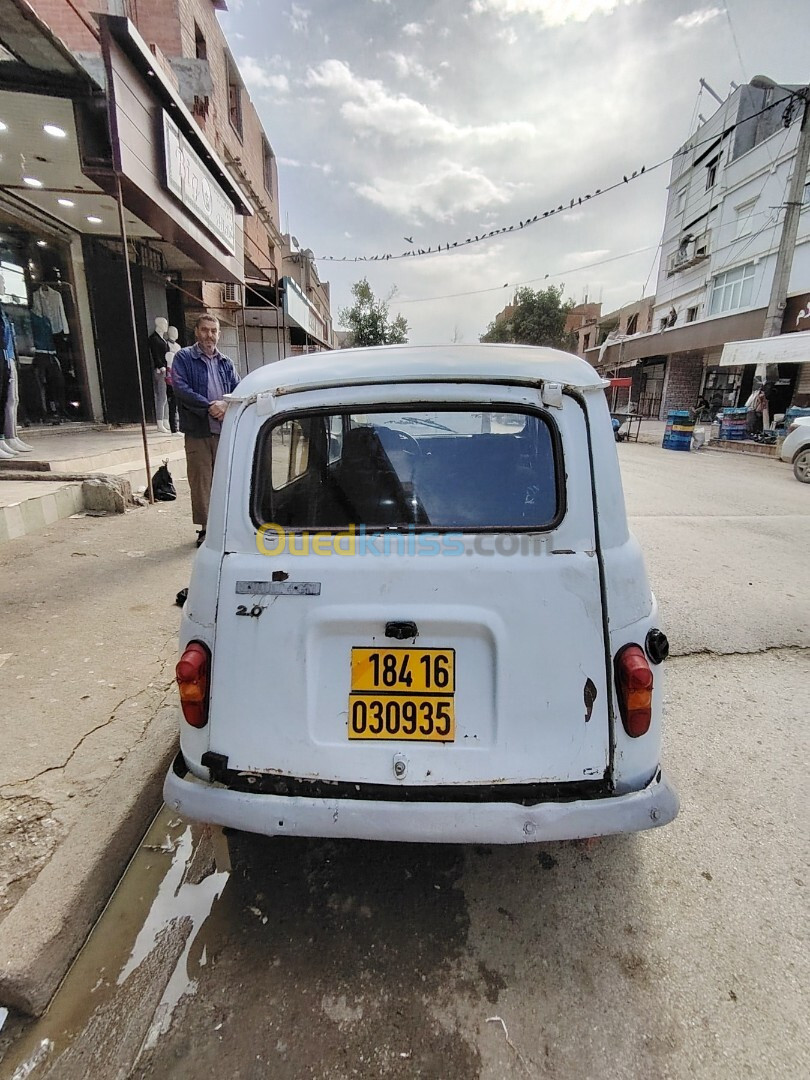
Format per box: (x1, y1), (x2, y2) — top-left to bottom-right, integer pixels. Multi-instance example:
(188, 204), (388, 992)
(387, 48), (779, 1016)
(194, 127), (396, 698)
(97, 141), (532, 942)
(615, 644), (653, 737)
(176, 642), (210, 728)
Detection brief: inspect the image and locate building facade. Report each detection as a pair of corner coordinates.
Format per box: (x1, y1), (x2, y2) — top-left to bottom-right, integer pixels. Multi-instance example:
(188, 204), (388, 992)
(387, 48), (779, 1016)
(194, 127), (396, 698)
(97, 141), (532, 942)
(0, 0), (331, 429)
(588, 81), (810, 419)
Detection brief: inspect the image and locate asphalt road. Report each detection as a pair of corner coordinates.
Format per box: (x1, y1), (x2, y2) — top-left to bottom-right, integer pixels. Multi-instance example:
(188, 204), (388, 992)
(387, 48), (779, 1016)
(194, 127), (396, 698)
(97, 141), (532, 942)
(3, 443), (809, 1080)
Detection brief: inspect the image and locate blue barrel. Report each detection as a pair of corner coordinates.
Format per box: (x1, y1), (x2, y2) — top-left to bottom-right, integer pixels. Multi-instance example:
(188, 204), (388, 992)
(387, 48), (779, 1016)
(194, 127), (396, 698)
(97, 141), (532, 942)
(719, 408), (748, 441)
(662, 410), (694, 451)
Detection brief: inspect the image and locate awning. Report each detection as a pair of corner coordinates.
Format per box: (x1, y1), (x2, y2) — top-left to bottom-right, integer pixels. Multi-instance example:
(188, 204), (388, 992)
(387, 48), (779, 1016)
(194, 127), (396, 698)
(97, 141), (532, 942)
(720, 330), (810, 366)
(590, 306), (767, 365)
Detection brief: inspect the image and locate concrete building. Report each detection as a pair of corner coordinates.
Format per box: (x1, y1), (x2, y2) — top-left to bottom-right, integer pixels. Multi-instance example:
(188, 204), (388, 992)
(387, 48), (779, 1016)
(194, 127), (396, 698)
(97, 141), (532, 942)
(566, 302), (601, 357)
(588, 81), (810, 418)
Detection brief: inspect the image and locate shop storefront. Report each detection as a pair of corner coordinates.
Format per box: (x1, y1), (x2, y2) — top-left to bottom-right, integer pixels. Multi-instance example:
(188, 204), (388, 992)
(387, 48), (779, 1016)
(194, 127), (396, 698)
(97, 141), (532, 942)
(719, 293), (810, 415)
(0, 200), (92, 424)
(0, 4), (252, 429)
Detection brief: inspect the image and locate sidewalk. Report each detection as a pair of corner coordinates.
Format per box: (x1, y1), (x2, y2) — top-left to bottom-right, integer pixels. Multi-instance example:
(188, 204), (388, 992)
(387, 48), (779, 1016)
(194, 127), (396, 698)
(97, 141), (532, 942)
(0, 426), (188, 545)
(0, 485), (197, 1015)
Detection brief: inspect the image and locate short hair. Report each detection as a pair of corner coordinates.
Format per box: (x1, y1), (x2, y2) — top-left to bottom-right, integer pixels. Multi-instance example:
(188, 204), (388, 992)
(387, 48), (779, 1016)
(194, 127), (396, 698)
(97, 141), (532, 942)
(194, 313), (220, 330)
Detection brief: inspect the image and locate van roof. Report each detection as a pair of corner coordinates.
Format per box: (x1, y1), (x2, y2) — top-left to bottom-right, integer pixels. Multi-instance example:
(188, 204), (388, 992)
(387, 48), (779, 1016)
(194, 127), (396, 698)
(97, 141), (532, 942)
(231, 343), (606, 400)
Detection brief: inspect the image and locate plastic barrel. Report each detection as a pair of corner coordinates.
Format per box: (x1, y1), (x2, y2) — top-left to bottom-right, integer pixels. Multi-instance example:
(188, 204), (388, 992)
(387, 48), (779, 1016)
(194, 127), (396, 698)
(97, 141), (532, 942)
(719, 407), (748, 441)
(662, 410), (694, 451)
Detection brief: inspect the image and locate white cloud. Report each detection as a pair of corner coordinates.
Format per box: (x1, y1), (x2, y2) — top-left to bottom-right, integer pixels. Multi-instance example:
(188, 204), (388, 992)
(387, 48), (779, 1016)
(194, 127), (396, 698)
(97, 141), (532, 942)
(287, 3), (310, 33)
(353, 160), (515, 222)
(470, 0), (644, 24)
(673, 7), (722, 29)
(278, 156), (332, 175)
(385, 51), (442, 89)
(304, 59), (534, 145)
(238, 57), (290, 94)
(402, 22), (424, 35)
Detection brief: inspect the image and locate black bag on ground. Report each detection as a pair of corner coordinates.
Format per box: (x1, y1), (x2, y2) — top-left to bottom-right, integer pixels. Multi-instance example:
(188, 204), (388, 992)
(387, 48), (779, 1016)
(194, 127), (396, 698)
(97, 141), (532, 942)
(150, 462), (176, 501)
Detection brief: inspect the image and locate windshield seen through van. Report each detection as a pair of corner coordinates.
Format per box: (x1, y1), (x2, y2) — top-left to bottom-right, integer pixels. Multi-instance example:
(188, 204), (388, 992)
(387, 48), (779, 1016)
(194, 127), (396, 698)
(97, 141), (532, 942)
(253, 408), (560, 530)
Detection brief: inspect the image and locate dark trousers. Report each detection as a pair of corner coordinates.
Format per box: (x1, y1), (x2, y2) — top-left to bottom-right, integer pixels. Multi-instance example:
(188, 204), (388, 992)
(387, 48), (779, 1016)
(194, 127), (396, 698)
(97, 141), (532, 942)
(185, 434), (219, 527)
(166, 384), (179, 433)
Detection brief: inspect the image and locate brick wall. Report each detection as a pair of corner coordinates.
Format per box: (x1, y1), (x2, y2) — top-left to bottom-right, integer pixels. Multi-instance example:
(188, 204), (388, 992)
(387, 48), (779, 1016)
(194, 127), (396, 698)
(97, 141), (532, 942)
(31, 0), (109, 52)
(661, 352), (704, 417)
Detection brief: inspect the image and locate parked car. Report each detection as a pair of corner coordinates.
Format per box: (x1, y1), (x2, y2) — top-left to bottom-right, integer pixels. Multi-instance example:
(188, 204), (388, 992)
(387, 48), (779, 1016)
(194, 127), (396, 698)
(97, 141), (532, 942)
(165, 345), (678, 844)
(780, 416), (810, 483)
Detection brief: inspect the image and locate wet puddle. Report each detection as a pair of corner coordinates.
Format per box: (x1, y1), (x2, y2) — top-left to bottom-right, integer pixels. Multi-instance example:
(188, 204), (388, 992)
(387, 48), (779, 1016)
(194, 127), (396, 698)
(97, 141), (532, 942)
(1, 809), (230, 1079)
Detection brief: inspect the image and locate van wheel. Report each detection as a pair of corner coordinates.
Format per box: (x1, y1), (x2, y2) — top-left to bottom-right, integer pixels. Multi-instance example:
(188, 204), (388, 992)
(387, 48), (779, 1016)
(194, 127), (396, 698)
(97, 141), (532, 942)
(793, 449), (810, 483)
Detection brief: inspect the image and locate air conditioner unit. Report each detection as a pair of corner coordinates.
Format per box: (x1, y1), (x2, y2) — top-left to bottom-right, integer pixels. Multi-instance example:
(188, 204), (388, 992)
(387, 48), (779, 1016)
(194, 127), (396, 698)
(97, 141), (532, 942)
(222, 282), (242, 306)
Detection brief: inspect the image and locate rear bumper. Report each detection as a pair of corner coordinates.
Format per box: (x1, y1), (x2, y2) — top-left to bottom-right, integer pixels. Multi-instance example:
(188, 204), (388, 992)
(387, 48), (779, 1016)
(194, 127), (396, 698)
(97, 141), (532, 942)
(164, 754), (679, 844)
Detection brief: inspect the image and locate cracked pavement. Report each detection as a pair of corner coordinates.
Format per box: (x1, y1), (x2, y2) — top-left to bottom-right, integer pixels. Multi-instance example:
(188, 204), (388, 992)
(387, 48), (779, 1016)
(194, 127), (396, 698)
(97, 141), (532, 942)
(0, 491), (196, 921)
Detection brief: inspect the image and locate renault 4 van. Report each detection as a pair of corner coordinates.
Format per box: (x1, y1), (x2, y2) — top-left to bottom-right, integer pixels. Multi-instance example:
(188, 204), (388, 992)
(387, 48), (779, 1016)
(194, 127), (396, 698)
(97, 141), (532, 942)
(165, 345), (679, 844)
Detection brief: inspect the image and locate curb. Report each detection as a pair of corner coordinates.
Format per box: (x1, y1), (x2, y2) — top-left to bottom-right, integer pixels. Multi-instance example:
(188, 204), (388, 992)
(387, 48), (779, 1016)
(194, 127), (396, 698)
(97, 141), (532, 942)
(0, 708), (179, 1017)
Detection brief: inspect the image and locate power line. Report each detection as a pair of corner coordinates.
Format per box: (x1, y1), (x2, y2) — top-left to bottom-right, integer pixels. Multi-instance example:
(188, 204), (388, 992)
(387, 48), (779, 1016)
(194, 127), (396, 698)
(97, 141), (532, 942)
(722, 0), (747, 82)
(395, 246), (656, 306)
(311, 93), (801, 265)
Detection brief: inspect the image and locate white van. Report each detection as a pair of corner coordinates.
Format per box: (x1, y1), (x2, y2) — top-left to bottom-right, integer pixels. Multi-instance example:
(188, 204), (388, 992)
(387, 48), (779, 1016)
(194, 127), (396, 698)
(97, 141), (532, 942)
(165, 345), (678, 844)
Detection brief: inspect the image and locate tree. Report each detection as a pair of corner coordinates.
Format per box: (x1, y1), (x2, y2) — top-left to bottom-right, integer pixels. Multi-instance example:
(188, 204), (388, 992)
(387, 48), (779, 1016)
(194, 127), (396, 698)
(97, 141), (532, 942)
(338, 278), (409, 347)
(480, 284), (576, 351)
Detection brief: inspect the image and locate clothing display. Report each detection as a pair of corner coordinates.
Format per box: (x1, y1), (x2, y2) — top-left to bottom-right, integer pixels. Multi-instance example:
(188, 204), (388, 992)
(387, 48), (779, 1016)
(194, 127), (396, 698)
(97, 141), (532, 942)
(148, 330), (169, 370)
(1, 305), (16, 440)
(31, 284), (69, 336)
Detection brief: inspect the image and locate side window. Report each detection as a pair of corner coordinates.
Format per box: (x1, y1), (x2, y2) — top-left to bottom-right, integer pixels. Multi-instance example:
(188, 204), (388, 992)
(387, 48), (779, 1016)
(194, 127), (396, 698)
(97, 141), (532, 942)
(271, 419), (310, 489)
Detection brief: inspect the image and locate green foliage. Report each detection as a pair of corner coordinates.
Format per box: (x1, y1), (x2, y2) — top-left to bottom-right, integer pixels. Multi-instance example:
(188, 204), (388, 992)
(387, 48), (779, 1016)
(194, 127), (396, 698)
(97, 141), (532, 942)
(480, 285), (576, 351)
(338, 278), (409, 347)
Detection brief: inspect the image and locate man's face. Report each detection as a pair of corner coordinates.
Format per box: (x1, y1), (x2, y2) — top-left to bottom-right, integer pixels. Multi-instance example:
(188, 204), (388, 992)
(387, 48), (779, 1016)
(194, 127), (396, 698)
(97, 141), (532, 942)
(195, 319), (220, 355)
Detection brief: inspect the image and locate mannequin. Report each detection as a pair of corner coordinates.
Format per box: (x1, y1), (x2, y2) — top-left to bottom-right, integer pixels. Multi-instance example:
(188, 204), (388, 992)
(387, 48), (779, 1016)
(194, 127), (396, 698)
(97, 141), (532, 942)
(165, 325), (181, 434)
(149, 316), (171, 433)
(0, 273), (32, 457)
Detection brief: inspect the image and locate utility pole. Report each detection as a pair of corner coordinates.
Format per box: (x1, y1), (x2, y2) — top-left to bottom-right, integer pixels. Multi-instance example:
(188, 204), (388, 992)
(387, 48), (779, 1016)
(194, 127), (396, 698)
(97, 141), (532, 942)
(754, 79), (810, 339)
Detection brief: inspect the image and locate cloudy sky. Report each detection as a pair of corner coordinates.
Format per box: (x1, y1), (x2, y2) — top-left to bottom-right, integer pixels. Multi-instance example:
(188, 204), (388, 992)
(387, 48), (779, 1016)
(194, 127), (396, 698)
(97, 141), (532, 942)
(218, 0), (806, 343)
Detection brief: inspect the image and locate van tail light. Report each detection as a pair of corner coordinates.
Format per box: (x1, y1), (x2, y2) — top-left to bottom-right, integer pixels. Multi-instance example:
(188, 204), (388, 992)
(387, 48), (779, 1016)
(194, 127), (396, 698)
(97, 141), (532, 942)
(176, 642), (210, 728)
(615, 644), (653, 738)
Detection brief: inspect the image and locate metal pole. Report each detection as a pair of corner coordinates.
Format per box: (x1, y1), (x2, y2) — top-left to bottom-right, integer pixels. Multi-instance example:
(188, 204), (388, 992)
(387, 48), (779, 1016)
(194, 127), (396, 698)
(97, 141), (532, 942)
(114, 174), (154, 503)
(761, 91), (810, 339)
(275, 267), (285, 361)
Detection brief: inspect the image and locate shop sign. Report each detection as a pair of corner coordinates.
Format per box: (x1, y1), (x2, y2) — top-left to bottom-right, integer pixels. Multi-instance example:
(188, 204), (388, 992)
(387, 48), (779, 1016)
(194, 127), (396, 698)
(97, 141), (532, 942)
(782, 292), (810, 334)
(163, 112), (235, 255)
(283, 277), (327, 344)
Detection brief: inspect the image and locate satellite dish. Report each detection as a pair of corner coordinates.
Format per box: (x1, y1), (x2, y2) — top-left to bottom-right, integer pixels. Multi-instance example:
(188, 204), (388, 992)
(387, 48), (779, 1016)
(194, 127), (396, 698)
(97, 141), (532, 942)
(291, 235), (300, 248)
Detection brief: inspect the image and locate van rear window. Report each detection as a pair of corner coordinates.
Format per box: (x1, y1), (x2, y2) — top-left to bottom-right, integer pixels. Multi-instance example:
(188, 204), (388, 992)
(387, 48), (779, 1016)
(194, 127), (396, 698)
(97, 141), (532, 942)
(253, 408), (561, 530)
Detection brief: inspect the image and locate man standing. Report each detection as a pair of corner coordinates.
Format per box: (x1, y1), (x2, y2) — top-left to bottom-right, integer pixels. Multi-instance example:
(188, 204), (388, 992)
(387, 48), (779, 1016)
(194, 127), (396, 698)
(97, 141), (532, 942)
(171, 314), (239, 546)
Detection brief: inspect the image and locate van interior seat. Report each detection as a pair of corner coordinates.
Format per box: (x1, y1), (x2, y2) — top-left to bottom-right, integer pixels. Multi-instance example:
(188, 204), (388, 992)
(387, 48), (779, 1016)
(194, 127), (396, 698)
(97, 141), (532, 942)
(331, 426), (412, 525)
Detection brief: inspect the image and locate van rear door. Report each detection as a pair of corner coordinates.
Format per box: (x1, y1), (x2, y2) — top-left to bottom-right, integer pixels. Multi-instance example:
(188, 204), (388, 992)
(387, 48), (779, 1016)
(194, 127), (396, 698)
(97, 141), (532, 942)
(209, 385), (611, 790)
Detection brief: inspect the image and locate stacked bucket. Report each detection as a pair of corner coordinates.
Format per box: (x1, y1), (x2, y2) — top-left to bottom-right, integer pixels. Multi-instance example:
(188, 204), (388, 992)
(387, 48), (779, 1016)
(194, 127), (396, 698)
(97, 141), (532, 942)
(662, 410), (695, 451)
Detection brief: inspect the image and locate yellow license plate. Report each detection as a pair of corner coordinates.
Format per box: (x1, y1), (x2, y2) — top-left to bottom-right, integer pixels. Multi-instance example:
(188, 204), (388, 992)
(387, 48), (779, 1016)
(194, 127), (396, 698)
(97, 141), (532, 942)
(348, 694), (455, 741)
(349, 648), (456, 742)
(350, 648), (455, 694)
